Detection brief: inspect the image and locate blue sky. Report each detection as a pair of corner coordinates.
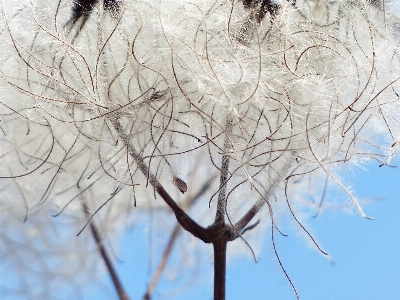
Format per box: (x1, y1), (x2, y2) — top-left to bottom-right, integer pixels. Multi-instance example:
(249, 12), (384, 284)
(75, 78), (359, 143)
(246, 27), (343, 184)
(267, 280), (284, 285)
(84, 159), (400, 300)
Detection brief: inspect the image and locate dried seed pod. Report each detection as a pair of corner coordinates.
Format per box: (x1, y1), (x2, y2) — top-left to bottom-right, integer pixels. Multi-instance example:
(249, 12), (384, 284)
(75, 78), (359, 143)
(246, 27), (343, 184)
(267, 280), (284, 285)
(243, 0), (281, 23)
(172, 176), (187, 194)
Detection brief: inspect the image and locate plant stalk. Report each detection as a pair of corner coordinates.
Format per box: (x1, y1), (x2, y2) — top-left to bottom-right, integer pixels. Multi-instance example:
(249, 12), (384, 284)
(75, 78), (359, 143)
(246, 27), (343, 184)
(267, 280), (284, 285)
(213, 240), (227, 300)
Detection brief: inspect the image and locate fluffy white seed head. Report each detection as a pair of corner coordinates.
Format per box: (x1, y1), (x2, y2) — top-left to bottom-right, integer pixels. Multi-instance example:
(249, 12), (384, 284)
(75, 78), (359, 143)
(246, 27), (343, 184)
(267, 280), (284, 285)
(1, 0), (400, 297)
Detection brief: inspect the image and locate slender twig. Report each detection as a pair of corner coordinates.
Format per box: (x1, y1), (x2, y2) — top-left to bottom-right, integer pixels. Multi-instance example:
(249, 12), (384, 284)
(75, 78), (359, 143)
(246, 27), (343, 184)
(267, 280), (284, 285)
(234, 199), (264, 233)
(110, 117), (210, 241)
(81, 202), (130, 300)
(142, 178), (214, 299)
(211, 116), (234, 300)
(142, 225), (180, 300)
(215, 117), (233, 224)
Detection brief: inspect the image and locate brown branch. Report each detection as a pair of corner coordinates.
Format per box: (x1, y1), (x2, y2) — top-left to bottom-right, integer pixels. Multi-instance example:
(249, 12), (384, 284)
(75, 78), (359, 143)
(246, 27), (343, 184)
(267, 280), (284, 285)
(142, 225), (180, 300)
(234, 200), (264, 233)
(213, 240), (227, 300)
(111, 118), (210, 241)
(142, 178), (214, 299)
(215, 116), (233, 224)
(89, 222), (131, 300)
(110, 116), (264, 300)
(82, 202), (130, 300)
